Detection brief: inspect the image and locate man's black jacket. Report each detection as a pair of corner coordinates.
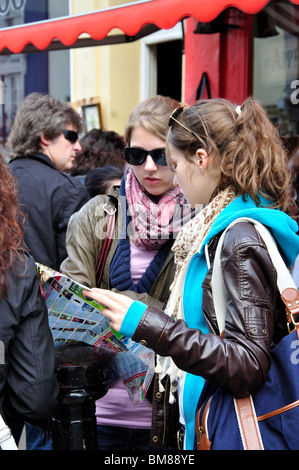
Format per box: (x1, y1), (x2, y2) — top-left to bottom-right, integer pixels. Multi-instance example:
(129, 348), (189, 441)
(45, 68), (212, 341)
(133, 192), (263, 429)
(9, 153), (90, 270)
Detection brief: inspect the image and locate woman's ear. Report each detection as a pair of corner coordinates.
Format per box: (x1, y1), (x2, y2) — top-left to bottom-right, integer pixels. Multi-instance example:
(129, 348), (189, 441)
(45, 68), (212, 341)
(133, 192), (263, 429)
(195, 149), (208, 172)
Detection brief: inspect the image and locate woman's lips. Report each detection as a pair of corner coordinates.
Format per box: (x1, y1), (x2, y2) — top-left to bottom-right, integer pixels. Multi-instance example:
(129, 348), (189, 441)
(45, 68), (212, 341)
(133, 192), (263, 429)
(144, 177), (160, 186)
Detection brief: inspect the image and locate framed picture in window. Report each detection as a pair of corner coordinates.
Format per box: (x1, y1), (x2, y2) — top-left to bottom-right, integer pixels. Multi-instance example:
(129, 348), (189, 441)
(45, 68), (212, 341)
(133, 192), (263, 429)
(82, 103), (102, 131)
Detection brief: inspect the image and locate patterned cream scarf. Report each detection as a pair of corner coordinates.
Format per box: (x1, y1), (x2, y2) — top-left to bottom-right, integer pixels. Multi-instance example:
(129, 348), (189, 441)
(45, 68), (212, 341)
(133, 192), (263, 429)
(155, 186), (236, 402)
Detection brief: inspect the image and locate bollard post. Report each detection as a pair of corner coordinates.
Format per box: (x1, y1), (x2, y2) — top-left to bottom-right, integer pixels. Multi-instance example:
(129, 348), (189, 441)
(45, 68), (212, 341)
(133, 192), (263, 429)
(51, 343), (113, 450)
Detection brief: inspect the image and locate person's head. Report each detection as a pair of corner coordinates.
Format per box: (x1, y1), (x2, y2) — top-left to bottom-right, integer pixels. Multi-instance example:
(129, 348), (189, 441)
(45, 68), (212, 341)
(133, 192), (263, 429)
(71, 129), (126, 176)
(167, 97), (291, 210)
(124, 95), (181, 197)
(0, 154), (24, 298)
(7, 93), (83, 172)
(85, 165), (124, 197)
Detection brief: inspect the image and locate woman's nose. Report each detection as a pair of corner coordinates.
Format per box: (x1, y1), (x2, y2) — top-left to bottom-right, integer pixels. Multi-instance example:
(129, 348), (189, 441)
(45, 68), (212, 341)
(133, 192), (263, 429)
(144, 154), (157, 171)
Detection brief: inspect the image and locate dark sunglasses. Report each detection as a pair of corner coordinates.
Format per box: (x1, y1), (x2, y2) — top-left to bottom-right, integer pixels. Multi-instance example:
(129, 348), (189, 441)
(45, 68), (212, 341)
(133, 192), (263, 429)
(63, 129), (79, 144)
(125, 146), (167, 166)
(168, 106), (200, 141)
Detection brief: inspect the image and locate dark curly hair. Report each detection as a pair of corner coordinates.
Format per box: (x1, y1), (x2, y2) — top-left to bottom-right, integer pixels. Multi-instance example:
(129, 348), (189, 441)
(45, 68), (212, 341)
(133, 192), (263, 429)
(71, 129), (126, 176)
(0, 154), (24, 297)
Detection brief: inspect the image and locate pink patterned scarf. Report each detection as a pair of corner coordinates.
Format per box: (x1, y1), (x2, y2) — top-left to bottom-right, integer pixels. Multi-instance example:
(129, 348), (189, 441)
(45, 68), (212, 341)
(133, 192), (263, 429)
(125, 168), (192, 250)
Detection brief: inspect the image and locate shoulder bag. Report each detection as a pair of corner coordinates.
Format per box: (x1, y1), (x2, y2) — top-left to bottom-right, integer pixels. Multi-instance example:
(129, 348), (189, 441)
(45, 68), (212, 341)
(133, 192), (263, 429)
(96, 201), (116, 286)
(196, 217), (299, 450)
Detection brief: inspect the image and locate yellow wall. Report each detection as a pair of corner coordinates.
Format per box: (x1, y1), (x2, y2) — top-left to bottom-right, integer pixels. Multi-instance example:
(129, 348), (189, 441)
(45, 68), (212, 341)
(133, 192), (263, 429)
(71, 0), (141, 137)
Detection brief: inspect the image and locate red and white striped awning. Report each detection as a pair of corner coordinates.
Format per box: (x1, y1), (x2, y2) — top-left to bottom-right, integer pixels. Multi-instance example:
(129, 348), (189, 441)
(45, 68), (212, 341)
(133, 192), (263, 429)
(0, 0), (299, 54)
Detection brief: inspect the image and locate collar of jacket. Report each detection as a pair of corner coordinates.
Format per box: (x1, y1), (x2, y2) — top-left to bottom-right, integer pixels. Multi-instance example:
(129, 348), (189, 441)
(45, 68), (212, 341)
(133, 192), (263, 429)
(12, 152), (59, 171)
(106, 183), (121, 200)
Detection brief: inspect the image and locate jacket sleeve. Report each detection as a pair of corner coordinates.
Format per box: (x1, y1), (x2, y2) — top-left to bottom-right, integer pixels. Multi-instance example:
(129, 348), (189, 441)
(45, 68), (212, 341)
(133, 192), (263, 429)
(129, 225), (280, 398)
(112, 288), (166, 310)
(54, 177), (90, 269)
(4, 254), (59, 421)
(60, 197), (105, 288)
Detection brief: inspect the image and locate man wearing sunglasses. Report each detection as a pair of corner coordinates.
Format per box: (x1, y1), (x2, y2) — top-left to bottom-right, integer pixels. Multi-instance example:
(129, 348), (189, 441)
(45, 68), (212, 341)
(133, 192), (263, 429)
(8, 92), (90, 273)
(41, 128), (82, 172)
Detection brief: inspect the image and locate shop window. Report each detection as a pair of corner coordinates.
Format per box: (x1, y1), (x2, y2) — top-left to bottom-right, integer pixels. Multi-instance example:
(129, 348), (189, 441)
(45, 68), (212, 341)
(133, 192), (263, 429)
(253, 0), (299, 152)
(0, 0), (70, 145)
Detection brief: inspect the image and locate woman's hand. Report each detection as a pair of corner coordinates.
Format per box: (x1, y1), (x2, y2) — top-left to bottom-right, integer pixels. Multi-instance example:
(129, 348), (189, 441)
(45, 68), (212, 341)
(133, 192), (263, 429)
(82, 288), (134, 332)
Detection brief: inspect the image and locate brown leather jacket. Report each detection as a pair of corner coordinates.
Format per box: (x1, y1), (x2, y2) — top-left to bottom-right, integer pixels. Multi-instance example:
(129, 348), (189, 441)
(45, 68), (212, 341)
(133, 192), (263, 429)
(132, 222), (289, 449)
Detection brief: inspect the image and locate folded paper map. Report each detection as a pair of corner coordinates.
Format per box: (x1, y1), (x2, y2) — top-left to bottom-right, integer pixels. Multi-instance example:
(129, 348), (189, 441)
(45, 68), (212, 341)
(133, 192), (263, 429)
(36, 263), (154, 403)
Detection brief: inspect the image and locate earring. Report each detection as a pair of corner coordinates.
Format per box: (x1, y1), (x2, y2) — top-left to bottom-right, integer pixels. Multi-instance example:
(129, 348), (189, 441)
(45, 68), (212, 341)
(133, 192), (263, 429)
(200, 167), (204, 175)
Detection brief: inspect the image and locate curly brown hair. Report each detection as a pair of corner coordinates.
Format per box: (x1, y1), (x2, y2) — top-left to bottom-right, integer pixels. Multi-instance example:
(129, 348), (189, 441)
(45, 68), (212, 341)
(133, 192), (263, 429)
(71, 129), (126, 176)
(0, 154), (24, 297)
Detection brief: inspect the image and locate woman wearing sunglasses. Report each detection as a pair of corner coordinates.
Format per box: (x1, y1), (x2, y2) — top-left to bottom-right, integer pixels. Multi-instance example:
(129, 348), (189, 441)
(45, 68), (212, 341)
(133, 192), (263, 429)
(61, 95), (193, 450)
(83, 98), (299, 450)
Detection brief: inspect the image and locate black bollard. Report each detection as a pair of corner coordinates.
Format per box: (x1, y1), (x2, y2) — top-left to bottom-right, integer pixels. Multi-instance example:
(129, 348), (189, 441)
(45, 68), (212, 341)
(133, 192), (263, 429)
(51, 343), (113, 450)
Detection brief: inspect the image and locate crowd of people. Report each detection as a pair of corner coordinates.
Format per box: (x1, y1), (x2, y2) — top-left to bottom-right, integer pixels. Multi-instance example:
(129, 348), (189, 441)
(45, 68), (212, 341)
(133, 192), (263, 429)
(0, 91), (298, 451)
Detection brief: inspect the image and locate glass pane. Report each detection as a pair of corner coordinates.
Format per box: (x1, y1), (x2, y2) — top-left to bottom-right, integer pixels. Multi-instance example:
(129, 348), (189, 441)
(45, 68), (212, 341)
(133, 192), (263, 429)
(0, 0), (70, 150)
(0, 0), (68, 28)
(253, 1), (299, 141)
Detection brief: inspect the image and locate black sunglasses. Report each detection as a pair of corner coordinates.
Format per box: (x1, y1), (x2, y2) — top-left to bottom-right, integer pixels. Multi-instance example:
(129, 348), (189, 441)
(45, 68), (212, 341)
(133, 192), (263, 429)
(125, 147), (167, 166)
(63, 129), (79, 144)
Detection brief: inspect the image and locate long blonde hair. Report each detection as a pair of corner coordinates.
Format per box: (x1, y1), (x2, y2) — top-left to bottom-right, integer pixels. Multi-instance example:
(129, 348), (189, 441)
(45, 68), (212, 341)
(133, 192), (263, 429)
(167, 97), (291, 211)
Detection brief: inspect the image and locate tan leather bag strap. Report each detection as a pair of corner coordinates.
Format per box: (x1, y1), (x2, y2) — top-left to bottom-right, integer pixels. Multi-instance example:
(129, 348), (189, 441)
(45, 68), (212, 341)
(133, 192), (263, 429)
(195, 396), (212, 450)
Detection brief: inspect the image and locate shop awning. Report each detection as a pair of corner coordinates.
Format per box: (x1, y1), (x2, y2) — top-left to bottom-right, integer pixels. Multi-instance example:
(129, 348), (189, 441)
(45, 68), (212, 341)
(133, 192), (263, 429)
(0, 0), (299, 55)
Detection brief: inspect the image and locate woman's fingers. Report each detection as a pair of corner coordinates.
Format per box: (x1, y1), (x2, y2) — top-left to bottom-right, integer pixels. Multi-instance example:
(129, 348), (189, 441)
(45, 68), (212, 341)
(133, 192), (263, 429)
(82, 288), (133, 332)
(84, 288), (132, 309)
(82, 288), (114, 308)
